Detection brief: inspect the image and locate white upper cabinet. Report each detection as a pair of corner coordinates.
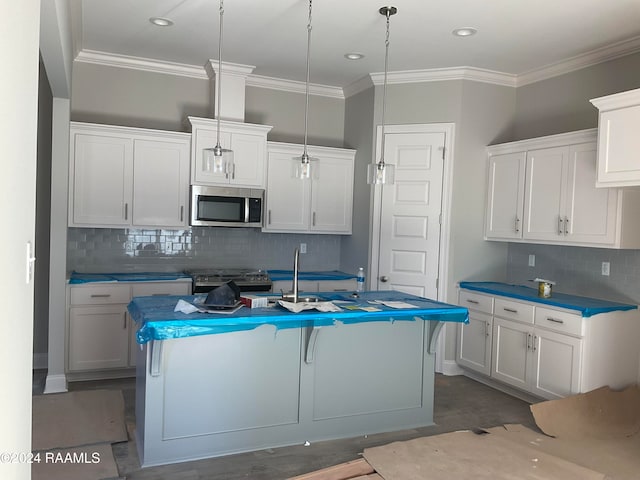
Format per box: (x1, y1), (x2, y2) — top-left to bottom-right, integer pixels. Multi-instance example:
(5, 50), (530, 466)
(69, 122), (190, 229)
(590, 88), (640, 187)
(485, 152), (526, 240)
(485, 129), (640, 248)
(263, 142), (355, 234)
(188, 117), (273, 188)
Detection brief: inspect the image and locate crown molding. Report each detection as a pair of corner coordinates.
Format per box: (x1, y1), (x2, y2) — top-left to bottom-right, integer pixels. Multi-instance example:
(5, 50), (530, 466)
(204, 60), (255, 78)
(75, 49), (209, 79)
(369, 67), (517, 88)
(245, 74), (344, 99)
(75, 34), (640, 98)
(516, 35), (640, 87)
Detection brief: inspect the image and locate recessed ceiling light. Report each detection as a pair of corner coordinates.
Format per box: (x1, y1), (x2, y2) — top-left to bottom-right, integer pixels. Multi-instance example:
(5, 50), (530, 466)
(344, 53), (365, 60)
(452, 27), (477, 37)
(149, 17), (174, 27)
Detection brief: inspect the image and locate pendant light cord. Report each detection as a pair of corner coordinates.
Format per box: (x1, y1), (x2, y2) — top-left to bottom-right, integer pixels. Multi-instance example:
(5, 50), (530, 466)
(216, 0), (225, 147)
(379, 9), (391, 169)
(303, 0), (312, 160)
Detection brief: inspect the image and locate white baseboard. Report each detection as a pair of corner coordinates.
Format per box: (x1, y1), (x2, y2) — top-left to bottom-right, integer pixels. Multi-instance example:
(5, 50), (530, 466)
(440, 359), (464, 376)
(32, 352), (48, 370)
(43, 374), (68, 394)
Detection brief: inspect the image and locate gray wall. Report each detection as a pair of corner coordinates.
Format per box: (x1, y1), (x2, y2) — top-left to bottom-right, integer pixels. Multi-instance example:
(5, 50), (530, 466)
(513, 52), (640, 140)
(505, 52), (640, 305)
(245, 86), (345, 147)
(341, 85), (375, 278)
(71, 62), (210, 131)
(34, 57), (53, 367)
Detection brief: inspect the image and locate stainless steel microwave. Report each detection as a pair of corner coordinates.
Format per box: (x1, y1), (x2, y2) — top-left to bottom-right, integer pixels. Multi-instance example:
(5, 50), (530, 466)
(190, 185), (264, 227)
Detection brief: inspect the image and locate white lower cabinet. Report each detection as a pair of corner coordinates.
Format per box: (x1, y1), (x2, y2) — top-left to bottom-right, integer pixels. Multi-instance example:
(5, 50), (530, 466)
(457, 287), (638, 400)
(67, 280), (190, 378)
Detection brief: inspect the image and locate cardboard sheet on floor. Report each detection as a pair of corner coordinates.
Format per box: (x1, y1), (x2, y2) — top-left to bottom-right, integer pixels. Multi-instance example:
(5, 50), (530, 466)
(31, 443), (120, 480)
(363, 429), (605, 480)
(527, 385), (640, 480)
(32, 389), (128, 451)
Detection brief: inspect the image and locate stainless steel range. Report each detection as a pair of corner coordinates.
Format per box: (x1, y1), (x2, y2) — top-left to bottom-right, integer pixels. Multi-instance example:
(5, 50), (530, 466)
(187, 268), (272, 294)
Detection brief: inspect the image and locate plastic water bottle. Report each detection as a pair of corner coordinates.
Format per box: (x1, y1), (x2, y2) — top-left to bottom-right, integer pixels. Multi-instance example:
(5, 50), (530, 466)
(356, 267), (365, 292)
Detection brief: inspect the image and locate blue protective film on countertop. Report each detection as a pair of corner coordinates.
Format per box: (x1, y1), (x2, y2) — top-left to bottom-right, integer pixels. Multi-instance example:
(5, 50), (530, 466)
(459, 281), (637, 317)
(267, 270), (357, 282)
(129, 290), (469, 343)
(69, 271), (192, 283)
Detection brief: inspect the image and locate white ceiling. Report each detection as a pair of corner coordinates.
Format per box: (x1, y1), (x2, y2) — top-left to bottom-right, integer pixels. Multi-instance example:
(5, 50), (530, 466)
(73, 0), (640, 90)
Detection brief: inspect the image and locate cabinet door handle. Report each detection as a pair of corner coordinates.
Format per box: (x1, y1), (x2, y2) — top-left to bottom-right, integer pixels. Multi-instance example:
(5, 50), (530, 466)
(151, 293), (171, 296)
(466, 299), (479, 305)
(268, 209), (272, 225)
(564, 216), (569, 235)
(485, 321), (490, 337)
(123, 312), (127, 329)
(231, 162), (236, 180)
(124, 203), (129, 221)
(514, 216), (520, 233)
(90, 294), (111, 298)
(180, 205), (184, 222)
(526, 332), (532, 350)
(503, 307), (518, 313)
(558, 215), (563, 235)
(312, 212), (316, 226)
(533, 335), (538, 351)
(546, 317), (564, 324)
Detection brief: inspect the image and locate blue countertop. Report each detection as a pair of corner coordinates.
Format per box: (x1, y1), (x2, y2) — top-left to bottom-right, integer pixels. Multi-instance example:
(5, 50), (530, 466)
(128, 290), (469, 343)
(459, 281), (637, 317)
(267, 270), (357, 282)
(69, 271), (192, 284)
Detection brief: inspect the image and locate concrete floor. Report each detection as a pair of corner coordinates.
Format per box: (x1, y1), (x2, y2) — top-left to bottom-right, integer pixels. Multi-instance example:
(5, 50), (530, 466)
(33, 372), (539, 479)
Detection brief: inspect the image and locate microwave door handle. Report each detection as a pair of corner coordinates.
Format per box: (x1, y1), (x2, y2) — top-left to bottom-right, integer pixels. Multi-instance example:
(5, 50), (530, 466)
(245, 198), (250, 223)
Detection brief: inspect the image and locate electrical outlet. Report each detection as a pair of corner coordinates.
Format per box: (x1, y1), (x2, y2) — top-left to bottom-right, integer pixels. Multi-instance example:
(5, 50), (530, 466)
(601, 261), (610, 276)
(528, 254), (535, 267)
(300, 243), (307, 254)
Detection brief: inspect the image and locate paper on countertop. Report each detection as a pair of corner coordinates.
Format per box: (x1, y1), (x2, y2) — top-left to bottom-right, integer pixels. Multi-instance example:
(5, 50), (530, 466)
(174, 299), (243, 315)
(175, 299), (200, 314)
(277, 300), (343, 313)
(376, 300), (419, 309)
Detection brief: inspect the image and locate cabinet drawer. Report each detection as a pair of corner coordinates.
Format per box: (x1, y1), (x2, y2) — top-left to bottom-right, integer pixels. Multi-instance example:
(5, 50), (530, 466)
(70, 285), (131, 305)
(459, 290), (493, 314)
(535, 307), (584, 337)
(131, 282), (191, 298)
(494, 297), (534, 324)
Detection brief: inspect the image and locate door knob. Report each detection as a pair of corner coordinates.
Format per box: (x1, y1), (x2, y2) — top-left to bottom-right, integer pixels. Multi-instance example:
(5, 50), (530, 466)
(380, 276), (389, 282)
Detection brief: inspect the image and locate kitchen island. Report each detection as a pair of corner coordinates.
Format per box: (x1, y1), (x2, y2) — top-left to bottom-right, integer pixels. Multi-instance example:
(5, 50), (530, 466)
(129, 291), (468, 467)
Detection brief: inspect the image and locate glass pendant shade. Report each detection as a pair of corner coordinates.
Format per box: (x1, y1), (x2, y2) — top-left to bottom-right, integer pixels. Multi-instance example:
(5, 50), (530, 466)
(203, 145), (233, 174)
(367, 161), (395, 185)
(296, 0), (314, 180)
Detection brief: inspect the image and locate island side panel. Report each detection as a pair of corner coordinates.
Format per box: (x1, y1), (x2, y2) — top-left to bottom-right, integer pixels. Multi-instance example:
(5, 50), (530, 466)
(297, 318), (437, 440)
(137, 325), (304, 467)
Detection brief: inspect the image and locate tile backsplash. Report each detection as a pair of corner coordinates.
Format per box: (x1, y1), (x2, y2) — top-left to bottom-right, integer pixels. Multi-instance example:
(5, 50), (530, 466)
(506, 243), (640, 304)
(67, 227), (344, 274)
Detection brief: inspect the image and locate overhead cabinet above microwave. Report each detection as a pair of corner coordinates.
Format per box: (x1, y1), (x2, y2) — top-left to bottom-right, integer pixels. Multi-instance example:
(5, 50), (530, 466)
(187, 117), (273, 189)
(68, 122), (190, 229)
(590, 88), (640, 188)
(484, 129), (640, 249)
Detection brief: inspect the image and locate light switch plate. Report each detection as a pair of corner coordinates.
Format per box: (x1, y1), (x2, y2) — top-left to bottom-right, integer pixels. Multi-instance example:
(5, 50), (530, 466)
(528, 254), (535, 267)
(601, 261), (610, 276)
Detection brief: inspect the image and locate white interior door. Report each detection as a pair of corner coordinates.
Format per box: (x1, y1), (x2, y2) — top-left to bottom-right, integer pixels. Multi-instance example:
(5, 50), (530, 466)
(373, 129), (446, 300)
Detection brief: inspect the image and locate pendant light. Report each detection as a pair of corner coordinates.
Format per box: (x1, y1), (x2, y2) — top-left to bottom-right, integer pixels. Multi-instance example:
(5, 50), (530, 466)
(203, 0), (233, 174)
(294, 0), (316, 180)
(367, 6), (397, 185)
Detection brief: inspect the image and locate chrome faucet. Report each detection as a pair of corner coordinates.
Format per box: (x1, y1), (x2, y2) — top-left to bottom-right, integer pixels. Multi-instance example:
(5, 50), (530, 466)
(292, 247), (300, 303)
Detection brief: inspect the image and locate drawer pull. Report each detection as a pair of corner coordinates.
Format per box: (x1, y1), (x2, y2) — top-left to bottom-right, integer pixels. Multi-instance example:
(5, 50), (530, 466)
(466, 299), (479, 304)
(151, 293), (170, 296)
(90, 294), (111, 298)
(546, 317), (564, 324)
(503, 307), (518, 313)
